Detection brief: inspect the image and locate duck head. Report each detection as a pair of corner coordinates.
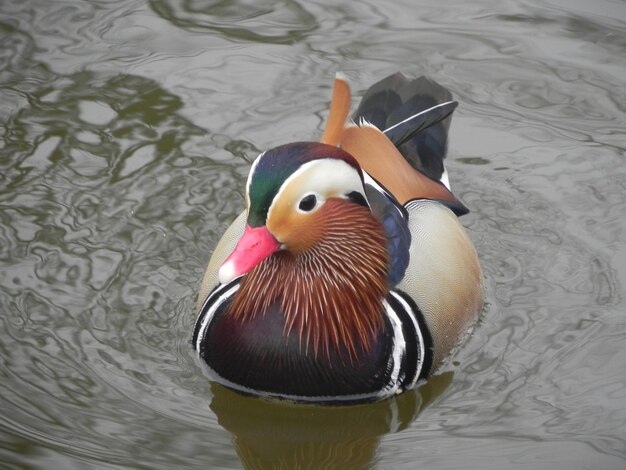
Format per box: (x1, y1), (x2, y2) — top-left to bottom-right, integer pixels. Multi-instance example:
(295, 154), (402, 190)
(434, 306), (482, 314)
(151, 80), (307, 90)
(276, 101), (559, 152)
(219, 141), (380, 283)
(218, 141), (390, 360)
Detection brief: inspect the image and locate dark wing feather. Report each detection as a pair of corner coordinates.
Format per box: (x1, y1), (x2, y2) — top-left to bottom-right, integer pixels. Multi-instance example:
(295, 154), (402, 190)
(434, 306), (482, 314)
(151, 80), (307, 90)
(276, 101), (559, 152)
(353, 73), (456, 183)
(384, 100), (457, 180)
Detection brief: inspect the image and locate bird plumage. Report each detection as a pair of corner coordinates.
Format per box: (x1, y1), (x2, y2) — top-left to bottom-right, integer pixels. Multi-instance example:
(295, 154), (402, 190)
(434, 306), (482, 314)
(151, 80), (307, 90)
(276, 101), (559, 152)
(193, 73), (483, 404)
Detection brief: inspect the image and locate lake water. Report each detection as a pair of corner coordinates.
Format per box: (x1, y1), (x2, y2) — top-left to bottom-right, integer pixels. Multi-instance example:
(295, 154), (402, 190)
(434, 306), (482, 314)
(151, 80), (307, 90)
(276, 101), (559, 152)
(1, 0), (625, 468)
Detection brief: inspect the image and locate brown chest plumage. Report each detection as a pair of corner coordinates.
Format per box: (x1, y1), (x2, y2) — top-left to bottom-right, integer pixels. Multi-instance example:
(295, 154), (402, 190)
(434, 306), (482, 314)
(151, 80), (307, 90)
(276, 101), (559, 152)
(227, 199), (389, 362)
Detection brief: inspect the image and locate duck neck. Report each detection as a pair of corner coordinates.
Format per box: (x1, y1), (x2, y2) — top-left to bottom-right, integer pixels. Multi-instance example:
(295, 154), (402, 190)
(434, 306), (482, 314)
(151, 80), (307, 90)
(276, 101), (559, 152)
(227, 200), (390, 362)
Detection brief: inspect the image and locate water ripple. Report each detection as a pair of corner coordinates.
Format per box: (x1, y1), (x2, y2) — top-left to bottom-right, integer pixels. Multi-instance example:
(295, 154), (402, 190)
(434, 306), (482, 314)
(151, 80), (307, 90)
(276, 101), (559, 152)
(0, 19), (237, 467)
(149, 0), (319, 44)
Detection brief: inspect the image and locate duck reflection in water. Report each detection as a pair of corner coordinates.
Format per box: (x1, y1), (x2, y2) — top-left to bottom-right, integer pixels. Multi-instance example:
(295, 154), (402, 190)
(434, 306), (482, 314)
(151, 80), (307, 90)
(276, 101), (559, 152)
(209, 373), (453, 470)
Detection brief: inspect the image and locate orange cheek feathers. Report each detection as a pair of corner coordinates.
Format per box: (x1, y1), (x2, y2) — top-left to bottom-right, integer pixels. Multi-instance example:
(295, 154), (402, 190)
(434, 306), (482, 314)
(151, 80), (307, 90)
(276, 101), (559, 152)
(267, 209), (325, 256)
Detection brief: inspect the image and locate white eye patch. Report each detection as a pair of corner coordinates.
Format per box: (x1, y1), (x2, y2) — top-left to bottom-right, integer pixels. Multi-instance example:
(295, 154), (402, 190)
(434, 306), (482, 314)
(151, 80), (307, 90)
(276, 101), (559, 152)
(268, 158), (366, 220)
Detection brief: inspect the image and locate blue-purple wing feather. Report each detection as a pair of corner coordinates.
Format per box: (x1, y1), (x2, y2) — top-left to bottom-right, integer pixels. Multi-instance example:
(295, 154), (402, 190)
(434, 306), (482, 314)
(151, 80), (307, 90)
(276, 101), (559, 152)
(365, 183), (411, 286)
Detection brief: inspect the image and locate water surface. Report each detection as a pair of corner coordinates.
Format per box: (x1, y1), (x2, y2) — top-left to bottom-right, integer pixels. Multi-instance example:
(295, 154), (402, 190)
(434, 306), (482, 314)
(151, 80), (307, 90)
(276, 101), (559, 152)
(1, 0), (625, 468)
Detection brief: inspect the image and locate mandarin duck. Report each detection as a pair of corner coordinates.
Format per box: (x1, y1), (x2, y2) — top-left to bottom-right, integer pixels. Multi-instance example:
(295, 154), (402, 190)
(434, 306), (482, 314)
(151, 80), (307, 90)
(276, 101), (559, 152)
(193, 73), (483, 404)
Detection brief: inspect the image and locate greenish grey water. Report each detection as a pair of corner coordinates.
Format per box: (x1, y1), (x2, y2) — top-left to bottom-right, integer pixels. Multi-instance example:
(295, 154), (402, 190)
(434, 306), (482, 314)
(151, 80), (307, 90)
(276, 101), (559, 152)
(1, 0), (625, 468)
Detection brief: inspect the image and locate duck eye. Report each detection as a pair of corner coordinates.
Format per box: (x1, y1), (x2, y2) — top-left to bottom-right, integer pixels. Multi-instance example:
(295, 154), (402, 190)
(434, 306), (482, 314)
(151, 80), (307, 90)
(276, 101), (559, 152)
(298, 194), (317, 212)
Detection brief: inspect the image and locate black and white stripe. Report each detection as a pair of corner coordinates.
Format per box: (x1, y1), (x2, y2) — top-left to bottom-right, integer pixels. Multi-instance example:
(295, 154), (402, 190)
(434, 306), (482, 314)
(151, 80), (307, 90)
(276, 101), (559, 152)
(388, 290), (433, 387)
(192, 284), (432, 403)
(192, 279), (240, 354)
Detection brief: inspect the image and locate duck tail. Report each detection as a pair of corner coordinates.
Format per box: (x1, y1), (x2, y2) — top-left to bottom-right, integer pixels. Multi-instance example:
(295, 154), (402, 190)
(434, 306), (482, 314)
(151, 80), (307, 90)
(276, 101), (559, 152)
(352, 73), (457, 187)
